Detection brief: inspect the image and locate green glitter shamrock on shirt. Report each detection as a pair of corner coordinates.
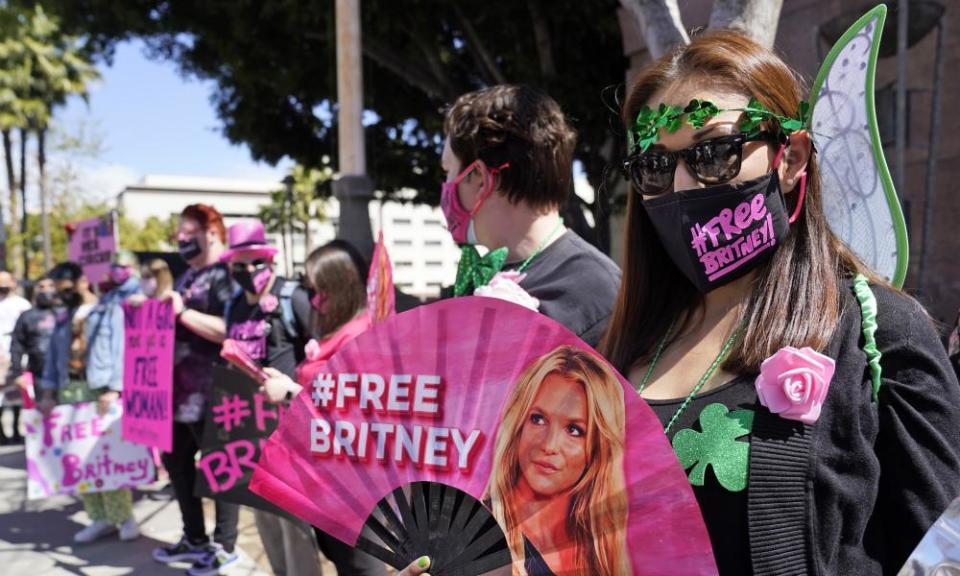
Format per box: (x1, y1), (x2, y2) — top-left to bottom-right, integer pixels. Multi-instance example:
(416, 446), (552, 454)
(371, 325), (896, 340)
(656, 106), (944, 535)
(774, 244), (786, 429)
(672, 403), (755, 492)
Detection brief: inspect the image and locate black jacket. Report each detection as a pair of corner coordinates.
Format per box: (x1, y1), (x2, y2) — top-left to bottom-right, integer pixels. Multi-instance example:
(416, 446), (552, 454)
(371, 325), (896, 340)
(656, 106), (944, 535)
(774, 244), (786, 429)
(7, 306), (56, 383)
(748, 283), (960, 575)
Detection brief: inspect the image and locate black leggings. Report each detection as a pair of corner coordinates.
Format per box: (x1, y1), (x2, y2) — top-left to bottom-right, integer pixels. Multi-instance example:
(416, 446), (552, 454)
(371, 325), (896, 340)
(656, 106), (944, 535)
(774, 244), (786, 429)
(162, 420), (240, 552)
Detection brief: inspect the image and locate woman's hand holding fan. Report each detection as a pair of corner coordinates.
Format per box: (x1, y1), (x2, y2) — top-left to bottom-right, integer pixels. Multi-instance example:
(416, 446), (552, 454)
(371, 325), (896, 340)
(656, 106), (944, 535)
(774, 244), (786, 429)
(220, 338), (268, 384)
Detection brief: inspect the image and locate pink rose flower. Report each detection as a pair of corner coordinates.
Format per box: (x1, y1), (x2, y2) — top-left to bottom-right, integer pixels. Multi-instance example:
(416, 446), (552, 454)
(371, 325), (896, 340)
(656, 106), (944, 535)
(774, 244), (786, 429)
(304, 339), (322, 362)
(755, 346), (835, 425)
(474, 271), (540, 311)
(259, 294), (279, 313)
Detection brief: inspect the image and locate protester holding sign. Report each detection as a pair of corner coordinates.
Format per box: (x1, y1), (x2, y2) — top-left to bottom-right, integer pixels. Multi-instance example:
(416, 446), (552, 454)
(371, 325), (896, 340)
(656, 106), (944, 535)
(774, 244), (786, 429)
(0, 269), (32, 443)
(150, 204), (242, 576)
(601, 30), (960, 574)
(440, 85), (620, 347)
(220, 219), (330, 576)
(37, 261), (141, 544)
(260, 239), (387, 576)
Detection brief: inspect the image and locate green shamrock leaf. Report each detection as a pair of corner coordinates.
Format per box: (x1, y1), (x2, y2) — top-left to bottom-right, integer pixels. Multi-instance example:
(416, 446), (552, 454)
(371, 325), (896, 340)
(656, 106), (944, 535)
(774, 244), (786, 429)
(683, 99), (720, 129)
(671, 403), (754, 492)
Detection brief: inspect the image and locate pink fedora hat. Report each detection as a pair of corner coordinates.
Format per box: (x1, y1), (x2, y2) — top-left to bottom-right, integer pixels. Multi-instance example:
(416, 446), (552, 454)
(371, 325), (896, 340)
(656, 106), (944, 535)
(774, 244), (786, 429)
(220, 220), (279, 262)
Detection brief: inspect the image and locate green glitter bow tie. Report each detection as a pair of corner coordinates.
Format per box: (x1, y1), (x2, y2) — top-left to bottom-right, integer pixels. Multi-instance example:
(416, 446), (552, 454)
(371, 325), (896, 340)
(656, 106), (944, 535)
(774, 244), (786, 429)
(454, 245), (508, 297)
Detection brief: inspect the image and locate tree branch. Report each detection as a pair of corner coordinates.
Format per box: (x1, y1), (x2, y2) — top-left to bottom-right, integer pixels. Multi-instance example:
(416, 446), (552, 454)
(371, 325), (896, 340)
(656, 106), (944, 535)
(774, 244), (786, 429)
(619, 0), (689, 59)
(361, 36), (455, 101)
(527, 0), (556, 80)
(708, 0), (784, 49)
(452, 4), (507, 85)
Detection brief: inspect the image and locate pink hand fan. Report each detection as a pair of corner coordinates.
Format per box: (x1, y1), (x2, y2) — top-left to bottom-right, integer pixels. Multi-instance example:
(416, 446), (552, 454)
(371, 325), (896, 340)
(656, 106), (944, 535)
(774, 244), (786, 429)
(250, 297), (717, 575)
(221, 338), (268, 384)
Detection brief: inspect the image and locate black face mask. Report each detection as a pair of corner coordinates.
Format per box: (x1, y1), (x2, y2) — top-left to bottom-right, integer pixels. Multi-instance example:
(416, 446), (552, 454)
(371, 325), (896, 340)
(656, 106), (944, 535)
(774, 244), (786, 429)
(0, 287), (10, 297)
(179, 238), (202, 262)
(231, 265), (272, 296)
(35, 291), (57, 308)
(58, 288), (81, 307)
(641, 171), (790, 293)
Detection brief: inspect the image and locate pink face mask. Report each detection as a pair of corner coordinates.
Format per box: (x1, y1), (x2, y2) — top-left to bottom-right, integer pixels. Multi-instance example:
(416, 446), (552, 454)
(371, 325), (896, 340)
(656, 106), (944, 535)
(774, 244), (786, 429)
(110, 266), (132, 285)
(310, 291), (327, 311)
(440, 160), (509, 244)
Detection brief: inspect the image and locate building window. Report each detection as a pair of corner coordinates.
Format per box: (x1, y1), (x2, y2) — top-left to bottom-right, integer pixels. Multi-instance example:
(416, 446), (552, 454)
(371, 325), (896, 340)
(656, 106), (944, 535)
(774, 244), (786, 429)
(424, 240), (442, 247)
(394, 239), (413, 247)
(393, 218), (412, 226)
(423, 218), (443, 227)
(425, 261), (443, 268)
(395, 261), (413, 268)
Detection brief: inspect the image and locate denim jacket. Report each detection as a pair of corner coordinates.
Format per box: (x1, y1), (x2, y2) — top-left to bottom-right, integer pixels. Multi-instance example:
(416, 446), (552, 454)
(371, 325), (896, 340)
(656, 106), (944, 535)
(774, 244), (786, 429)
(39, 303), (93, 392)
(84, 277), (141, 392)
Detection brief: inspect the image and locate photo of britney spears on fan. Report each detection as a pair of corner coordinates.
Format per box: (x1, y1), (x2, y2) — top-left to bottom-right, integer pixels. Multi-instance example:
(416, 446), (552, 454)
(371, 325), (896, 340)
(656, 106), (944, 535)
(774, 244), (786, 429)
(486, 345), (630, 576)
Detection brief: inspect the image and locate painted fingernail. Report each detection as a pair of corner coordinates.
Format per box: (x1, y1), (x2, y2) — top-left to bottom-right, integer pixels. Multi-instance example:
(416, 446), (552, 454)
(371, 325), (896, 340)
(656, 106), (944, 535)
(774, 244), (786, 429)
(417, 555), (431, 569)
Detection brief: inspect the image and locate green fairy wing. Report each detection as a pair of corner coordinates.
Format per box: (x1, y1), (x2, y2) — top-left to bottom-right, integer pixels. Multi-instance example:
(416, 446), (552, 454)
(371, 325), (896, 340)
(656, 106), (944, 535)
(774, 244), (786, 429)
(809, 4), (908, 287)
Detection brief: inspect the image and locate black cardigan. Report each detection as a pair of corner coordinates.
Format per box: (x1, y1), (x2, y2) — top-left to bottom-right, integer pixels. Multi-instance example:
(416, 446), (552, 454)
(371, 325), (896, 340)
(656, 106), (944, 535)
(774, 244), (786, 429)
(747, 283), (960, 575)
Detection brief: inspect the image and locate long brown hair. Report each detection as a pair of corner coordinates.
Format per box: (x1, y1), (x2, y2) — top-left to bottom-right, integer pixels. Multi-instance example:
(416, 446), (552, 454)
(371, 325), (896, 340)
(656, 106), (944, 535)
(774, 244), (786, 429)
(304, 240), (367, 339)
(600, 30), (880, 375)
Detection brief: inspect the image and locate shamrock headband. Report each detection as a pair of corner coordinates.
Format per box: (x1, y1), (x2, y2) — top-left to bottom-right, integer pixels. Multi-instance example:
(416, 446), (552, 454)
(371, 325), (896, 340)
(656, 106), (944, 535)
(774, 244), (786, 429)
(627, 97), (811, 154)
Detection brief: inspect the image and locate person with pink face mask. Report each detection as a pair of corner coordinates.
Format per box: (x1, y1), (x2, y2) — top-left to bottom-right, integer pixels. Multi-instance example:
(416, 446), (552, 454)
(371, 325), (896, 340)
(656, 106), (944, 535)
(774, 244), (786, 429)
(441, 85), (620, 348)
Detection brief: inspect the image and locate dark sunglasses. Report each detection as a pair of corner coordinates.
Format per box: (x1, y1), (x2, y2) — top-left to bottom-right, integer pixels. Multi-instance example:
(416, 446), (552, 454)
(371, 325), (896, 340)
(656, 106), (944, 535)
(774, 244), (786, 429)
(622, 131), (782, 197)
(230, 259), (268, 273)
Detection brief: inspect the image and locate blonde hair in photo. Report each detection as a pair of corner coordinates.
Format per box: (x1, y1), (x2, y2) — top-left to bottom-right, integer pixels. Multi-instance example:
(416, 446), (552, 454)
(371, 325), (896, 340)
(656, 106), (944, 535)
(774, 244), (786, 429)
(488, 345), (630, 575)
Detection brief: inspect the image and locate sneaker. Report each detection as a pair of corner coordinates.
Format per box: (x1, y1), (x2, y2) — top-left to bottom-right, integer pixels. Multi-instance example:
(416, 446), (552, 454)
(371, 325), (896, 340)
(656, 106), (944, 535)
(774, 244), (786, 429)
(186, 543), (239, 576)
(74, 519), (116, 543)
(153, 536), (210, 564)
(118, 518), (140, 541)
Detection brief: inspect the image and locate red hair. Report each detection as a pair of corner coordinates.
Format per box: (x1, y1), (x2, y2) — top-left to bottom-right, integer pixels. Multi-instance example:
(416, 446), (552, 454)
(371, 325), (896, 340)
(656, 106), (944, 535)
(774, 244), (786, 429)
(181, 204), (226, 242)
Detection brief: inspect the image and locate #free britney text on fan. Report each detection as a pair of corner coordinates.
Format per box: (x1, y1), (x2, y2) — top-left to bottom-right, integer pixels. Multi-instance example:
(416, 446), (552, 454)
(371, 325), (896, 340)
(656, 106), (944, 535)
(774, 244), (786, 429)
(309, 372), (483, 471)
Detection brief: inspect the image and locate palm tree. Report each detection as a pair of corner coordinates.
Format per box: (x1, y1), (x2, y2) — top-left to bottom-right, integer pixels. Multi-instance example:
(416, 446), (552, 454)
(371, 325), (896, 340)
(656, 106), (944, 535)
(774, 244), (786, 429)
(18, 5), (98, 269)
(258, 164), (332, 272)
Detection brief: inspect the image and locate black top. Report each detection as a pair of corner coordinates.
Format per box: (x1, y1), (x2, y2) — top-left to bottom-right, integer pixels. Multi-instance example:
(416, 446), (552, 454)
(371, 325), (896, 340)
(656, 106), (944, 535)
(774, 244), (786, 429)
(523, 538), (555, 576)
(502, 230), (621, 348)
(648, 377), (756, 576)
(639, 282), (960, 575)
(225, 277), (312, 378)
(7, 306), (56, 383)
(173, 263), (235, 422)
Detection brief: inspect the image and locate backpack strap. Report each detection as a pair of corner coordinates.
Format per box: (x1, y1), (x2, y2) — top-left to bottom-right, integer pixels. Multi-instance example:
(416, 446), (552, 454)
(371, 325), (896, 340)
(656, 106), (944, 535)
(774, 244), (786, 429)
(223, 286), (242, 327)
(278, 280), (300, 340)
(852, 273), (883, 401)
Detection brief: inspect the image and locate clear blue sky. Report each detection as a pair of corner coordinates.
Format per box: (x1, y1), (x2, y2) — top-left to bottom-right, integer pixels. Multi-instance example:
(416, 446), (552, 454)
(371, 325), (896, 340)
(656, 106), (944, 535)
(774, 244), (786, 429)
(58, 39), (290, 194)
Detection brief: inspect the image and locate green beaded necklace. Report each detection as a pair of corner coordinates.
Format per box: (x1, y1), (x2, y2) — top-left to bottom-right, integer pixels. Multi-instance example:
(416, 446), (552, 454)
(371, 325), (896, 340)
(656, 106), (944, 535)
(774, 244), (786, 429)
(515, 218), (565, 273)
(636, 320), (745, 433)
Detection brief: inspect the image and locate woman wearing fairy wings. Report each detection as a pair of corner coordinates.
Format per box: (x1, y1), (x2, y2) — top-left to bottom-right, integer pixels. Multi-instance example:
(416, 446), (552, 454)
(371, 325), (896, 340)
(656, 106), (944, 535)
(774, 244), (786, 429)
(600, 29), (960, 575)
(486, 346), (629, 576)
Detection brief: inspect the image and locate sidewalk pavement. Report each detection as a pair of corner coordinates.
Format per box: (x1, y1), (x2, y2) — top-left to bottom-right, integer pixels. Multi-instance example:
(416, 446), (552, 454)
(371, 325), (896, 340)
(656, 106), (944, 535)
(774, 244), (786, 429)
(0, 443), (274, 576)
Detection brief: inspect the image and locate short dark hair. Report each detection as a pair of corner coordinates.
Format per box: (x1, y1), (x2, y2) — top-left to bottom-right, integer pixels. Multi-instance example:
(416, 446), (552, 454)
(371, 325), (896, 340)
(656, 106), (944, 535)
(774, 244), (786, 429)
(444, 85), (577, 210)
(50, 262), (83, 282)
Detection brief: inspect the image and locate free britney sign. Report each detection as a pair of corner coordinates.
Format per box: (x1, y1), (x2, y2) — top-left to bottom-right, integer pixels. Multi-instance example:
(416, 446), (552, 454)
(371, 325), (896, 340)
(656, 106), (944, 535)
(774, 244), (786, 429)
(250, 298), (718, 575)
(121, 300), (175, 452)
(24, 403), (154, 499)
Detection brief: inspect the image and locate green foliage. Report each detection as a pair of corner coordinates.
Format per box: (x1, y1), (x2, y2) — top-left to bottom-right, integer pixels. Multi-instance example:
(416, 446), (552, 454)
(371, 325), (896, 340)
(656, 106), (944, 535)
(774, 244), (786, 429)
(33, 0), (626, 208)
(671, 403), (754, 492)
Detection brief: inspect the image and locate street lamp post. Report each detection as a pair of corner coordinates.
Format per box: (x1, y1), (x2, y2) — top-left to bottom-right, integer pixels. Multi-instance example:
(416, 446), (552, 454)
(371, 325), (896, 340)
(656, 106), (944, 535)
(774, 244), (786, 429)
(282, 175), (295, 276)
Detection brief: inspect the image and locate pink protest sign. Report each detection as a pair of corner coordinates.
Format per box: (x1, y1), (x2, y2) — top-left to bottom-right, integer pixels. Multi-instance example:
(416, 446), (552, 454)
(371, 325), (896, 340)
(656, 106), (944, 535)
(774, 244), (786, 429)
(121, 300), (175, 452)
(250, 297), (717, 575)
(66, 215), (117, 285)
(23, 402), (155, 500)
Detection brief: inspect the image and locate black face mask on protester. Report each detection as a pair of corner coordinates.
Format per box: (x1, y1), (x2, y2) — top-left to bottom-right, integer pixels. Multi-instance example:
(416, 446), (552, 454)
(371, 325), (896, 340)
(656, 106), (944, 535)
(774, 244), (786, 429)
(0, 287), (10, 297)
(58, 288), (81, 307)
(641, 171), (791, 293)
(178, 237), (202, 262)
(35, 290), (56, 308)
(231, 264), (272, 296)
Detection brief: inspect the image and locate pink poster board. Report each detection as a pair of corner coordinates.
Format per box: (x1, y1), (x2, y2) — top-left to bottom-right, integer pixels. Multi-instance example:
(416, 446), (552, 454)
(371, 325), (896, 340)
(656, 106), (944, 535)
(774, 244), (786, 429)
(67, 215), (117, 285)
(23, 402), (155, 499)
(121, 300), (175, 452)
(251, 297), (717, 575)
